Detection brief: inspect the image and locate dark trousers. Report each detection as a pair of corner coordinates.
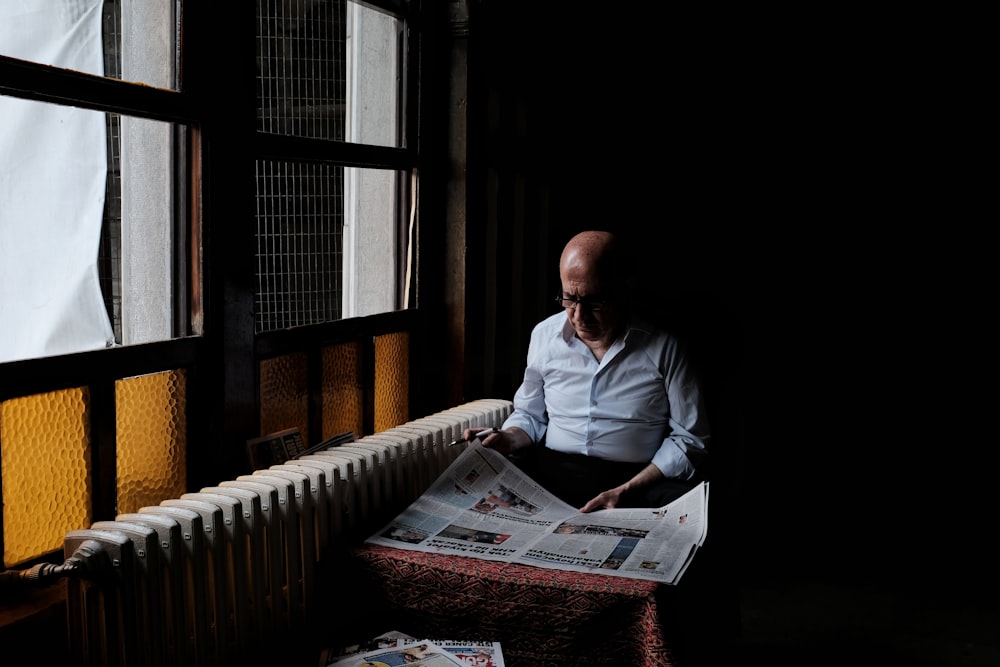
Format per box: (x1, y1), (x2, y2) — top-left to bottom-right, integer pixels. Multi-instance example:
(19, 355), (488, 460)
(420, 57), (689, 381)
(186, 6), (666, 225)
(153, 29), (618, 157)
(510, 446), (697, 509)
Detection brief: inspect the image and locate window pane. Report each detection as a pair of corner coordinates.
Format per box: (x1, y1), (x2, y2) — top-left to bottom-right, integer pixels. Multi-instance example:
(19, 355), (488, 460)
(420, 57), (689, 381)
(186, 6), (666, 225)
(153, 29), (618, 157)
(1, 388), (93, 568)
(322, 342), (364, 439)
(256, 0), (403, 147)
(374, 331), (408, 432)
(116, 370), (188, 515)
(259, 353), (309, 445)
(0, 96), (188, 363)
(0, 96), (114, 362)
(255, 160), (343, 331)
(0, 0), (179, 91)
(255, 161), (404, 332)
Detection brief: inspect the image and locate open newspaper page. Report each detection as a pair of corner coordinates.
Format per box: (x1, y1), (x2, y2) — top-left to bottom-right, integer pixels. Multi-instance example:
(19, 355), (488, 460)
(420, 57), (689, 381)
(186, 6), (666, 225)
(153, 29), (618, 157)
(518, 480), (708, 583)
(365, 444), (707, 584)
(367, 443), (579, 563)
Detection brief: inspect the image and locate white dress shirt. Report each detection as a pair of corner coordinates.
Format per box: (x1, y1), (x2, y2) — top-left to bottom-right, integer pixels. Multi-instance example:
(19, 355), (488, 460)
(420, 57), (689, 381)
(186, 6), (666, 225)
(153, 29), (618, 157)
(502, 312), (709, 480)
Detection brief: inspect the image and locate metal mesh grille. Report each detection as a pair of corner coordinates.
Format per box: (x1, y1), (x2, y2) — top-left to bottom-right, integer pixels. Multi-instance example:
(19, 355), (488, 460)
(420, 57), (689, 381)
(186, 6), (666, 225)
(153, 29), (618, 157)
(255, 0), (347, 333)
(255, 160), (344, 331)
(256, 0), (346, 140)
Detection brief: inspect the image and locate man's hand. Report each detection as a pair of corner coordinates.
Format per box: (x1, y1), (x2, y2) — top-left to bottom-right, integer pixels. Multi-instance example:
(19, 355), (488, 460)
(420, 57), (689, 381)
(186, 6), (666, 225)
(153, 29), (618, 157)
(461, 426), (530, 457)
(579, 486), (626, 513)
(578, 464), (665, 512)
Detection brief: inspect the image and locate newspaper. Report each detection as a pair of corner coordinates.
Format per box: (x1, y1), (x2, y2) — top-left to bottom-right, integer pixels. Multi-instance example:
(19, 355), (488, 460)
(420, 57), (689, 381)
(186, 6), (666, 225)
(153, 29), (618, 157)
(426, 640), (505, 667)
(320, 631), (505, 667)
(365, 443), (708, 585)
(324, 638), (468, 667)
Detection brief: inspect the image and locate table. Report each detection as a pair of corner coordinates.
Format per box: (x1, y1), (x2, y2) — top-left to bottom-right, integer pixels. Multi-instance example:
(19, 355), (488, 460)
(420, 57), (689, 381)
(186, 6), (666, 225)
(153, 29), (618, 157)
(349, 544), (678, 667)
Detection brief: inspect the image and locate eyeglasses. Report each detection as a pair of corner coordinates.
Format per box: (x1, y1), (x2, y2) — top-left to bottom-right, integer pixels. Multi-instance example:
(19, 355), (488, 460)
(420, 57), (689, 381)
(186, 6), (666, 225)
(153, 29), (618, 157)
(555, 295), (608, 312)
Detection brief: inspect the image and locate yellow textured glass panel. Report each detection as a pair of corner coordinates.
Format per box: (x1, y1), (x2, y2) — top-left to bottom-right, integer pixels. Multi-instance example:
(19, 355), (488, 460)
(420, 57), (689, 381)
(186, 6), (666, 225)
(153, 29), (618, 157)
(374, 331), (408, 433)
(321, 342), (364, 439)
(260, 353), (309, 444)
(116, 371), (187, 515)
(1, 388), (92, 567)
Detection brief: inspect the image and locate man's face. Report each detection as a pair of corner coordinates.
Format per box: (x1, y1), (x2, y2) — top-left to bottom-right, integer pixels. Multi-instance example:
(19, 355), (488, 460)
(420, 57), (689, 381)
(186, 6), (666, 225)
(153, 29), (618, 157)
(559, 267), (622, 346)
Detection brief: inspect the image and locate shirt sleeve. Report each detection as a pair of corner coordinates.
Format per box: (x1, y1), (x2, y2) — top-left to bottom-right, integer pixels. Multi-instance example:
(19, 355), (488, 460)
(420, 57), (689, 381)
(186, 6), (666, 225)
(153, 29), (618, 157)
(501, 321), (550, 443)
(650, 342), (710, 480)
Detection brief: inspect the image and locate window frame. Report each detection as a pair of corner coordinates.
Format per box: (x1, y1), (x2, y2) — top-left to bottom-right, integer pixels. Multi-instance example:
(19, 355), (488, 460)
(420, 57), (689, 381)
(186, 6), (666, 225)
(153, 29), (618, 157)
(0, 0), (433, 573)
(0, 21), (207, 557)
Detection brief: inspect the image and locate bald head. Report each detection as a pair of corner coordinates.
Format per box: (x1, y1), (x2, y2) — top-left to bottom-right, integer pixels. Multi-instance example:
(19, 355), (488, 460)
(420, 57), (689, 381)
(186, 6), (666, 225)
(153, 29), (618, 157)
(559, 231), (622, 290)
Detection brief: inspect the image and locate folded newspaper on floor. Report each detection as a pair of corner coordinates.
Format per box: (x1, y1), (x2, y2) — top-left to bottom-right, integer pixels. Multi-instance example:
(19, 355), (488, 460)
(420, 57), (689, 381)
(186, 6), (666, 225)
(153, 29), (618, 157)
(365, 443), (708, 585)
(323, 638), (469, 667)
(320, 630), (505, 667)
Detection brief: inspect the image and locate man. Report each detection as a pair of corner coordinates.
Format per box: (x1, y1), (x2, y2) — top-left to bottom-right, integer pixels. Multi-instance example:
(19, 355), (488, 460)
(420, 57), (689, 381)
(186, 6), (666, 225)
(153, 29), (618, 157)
(464, 230), (709, 512)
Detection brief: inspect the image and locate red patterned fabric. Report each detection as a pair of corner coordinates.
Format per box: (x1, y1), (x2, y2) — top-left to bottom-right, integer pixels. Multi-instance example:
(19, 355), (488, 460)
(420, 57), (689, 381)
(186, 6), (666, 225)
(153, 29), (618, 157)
(351, 544), (676, 667)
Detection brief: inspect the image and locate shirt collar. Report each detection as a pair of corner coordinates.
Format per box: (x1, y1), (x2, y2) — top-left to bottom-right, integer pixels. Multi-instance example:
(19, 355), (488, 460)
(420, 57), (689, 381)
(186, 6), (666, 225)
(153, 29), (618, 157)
(558, 314), (652, 346)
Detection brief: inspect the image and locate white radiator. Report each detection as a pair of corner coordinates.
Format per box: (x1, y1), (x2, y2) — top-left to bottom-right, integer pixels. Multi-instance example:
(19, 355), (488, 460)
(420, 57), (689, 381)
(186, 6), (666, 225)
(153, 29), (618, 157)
(63, 399), (513, 667)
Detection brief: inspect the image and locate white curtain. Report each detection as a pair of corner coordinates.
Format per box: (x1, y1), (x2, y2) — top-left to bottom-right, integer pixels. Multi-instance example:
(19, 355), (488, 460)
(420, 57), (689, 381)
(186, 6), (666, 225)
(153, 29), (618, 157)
(0, 0), (114, 363)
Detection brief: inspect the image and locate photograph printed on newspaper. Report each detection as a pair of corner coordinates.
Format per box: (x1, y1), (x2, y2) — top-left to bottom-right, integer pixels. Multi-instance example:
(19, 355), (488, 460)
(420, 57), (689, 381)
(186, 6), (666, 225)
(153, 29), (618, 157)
(421, 639), (505, 667)
(323, 639), (467, 667)
(364, 443), (708, 585)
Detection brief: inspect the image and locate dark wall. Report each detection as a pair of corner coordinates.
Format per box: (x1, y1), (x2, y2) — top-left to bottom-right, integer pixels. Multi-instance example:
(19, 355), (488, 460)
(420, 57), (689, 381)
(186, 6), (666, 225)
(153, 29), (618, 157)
(467, 2), (996, 608)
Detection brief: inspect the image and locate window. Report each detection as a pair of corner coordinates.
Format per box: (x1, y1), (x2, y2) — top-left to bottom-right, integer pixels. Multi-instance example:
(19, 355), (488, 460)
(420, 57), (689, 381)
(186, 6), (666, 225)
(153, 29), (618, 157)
(251, 0), (418, 452)
(1, 0), (423, 571)
(1, 0), (412, 363)
(0, 0), (195, 568)
(255, 0), (409, 332)
(0, 1), (186, 364)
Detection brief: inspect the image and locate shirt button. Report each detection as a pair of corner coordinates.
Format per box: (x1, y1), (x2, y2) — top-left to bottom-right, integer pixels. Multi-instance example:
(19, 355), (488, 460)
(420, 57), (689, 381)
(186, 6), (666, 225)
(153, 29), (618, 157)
(590, 416), (596, 422)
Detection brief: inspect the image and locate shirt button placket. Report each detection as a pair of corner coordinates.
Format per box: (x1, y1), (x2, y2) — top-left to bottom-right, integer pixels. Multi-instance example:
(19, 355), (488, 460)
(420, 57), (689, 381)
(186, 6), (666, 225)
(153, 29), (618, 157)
(587, 393), (597, 450)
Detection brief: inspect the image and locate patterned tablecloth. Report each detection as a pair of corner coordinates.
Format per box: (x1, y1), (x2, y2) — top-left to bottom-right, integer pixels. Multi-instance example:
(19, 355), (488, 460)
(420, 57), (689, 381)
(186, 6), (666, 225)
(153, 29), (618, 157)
(349, 543), (676, 667)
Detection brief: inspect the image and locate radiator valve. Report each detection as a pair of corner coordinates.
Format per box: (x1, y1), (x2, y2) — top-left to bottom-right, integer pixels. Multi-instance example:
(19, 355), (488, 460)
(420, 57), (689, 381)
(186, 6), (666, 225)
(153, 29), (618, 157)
(0, 561), (76, 593)
(0, 537), (113, 595)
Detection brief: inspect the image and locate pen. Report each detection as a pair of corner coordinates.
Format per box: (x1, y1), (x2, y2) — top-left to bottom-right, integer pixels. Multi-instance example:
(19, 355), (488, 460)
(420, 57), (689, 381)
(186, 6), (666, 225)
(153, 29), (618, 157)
(448, 427), (499, 447)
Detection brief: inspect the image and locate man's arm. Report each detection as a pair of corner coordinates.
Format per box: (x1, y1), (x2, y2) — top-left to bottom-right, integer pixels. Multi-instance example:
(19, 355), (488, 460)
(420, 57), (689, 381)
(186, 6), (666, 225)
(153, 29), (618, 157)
(496, 319), (551, 443)
(462, 426), (532, 457)
(578, 463), (665, 512)
(650, 335), (710, 480)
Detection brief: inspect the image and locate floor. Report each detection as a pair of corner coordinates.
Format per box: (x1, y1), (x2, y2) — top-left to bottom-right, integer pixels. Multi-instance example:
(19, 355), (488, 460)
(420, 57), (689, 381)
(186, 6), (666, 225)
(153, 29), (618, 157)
(735, 580), (1000, 667)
